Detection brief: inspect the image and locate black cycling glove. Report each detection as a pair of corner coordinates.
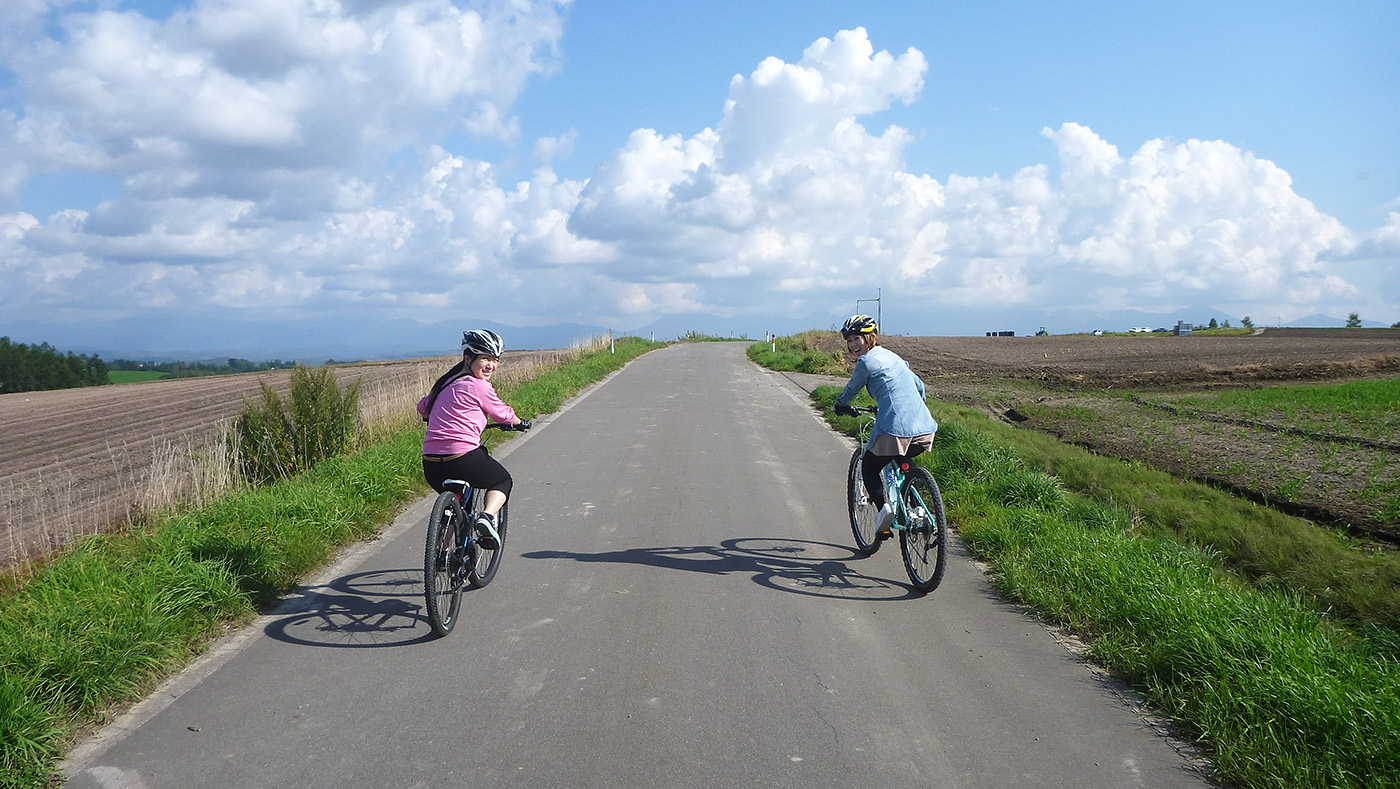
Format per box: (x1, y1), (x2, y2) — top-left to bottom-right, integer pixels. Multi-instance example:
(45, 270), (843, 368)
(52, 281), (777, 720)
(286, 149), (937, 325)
(833, 403), (857, 417)
(514, 419), (533, 431)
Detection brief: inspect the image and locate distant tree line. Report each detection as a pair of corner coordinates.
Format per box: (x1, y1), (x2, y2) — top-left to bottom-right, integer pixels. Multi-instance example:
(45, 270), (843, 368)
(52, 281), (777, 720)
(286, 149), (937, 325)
(1236, 314), (1400, 330)
(109, 357), (306, 378)
(0, 337), (110, 394)
(1193, 318), (1232, 330)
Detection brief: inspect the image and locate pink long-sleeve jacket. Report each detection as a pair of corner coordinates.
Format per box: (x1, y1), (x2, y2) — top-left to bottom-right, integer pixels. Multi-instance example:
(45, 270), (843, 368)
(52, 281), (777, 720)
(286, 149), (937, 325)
(417, 375), (518, 455)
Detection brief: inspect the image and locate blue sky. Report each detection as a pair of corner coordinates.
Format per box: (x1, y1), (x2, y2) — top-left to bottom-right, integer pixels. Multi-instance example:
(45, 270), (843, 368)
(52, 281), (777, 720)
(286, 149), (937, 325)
(520, 1), (1398, 230)
(2, 0), (1397, 357)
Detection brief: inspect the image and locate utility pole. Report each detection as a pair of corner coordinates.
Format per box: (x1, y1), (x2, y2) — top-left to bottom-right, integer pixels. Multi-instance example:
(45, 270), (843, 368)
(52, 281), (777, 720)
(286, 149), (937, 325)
(856, 288), (882, 331)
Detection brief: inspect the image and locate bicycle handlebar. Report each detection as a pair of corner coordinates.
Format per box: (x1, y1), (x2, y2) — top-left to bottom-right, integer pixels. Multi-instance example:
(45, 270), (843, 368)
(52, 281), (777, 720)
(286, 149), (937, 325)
(485, 420), (532, 432)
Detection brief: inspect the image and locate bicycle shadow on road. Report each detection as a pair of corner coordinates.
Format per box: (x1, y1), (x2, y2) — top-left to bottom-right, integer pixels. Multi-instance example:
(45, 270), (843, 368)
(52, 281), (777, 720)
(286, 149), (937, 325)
(264, 568), (440, 648)
(523, 537), (925, 601)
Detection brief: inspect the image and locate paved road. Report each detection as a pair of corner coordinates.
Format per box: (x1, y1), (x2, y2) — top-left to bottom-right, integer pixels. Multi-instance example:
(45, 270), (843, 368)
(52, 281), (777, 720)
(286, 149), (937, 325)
(64, 342), (1211, 789)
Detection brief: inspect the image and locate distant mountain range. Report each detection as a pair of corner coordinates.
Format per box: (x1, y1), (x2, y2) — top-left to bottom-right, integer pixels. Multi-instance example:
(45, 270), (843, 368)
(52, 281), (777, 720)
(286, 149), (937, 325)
(4, 306), (1390, 363)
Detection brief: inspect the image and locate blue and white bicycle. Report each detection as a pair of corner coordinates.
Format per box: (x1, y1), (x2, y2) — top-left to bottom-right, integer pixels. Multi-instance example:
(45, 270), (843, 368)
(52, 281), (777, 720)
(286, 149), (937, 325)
(847, 405), (949, 592)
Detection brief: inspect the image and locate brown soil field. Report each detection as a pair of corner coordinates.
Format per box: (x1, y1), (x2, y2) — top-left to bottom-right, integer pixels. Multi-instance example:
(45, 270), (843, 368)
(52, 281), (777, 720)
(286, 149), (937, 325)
(0, 351), (571, 570)
(810, 328), (1400, 544)
(880, 328), (1400, 389)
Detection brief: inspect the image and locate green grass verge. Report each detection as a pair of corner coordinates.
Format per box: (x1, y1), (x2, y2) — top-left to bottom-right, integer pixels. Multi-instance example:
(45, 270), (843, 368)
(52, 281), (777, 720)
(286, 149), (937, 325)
(746, 330), (845, 375)
(935, 396), (1400, 634)
(809, 384), (1400, 788)
(0, 337), (662, 788)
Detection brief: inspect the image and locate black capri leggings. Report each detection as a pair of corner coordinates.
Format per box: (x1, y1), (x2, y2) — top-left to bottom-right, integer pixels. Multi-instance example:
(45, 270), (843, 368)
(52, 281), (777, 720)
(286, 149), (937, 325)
(423, 446), (513, 497)
(861, 451), (900, 510)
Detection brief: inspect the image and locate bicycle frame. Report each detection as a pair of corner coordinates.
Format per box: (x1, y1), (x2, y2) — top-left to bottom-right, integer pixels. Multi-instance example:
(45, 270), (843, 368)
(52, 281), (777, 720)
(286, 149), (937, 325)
(855, 408), (915, 531)
(442, 481), (478, 546)
(846, 403), (949, 592)
(422, 422), (515, 637)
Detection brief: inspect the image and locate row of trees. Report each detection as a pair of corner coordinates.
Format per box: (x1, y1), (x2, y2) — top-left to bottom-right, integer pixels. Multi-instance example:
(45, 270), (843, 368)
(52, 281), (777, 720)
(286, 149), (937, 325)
(0, 337), (110, 394)
(1342, 313), (1400, 329)
(1232, 314), (1399, 330)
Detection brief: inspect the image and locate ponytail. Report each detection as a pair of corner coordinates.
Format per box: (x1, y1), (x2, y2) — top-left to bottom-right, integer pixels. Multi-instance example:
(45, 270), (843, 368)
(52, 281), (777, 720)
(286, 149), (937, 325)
(421, 359), (469, 422)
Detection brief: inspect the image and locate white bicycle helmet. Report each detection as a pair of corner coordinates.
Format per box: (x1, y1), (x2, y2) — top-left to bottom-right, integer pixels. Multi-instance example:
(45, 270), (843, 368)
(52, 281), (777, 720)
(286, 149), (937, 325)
(461, 329), (505, 358)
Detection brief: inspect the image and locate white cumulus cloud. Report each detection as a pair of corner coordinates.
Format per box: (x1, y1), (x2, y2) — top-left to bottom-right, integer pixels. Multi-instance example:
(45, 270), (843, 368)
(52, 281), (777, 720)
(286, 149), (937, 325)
(1, 16), (1394, 349)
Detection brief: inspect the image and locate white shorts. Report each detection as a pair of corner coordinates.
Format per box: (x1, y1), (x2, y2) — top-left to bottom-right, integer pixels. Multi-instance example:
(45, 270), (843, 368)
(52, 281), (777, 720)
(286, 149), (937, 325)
(867, 432), (935, 457)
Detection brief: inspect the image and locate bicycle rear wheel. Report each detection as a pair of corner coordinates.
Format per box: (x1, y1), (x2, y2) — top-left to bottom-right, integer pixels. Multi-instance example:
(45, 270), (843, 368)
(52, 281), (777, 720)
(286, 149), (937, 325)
(468, 497), (508, 588)
(423, 491), (465, 636)
(898, 466), (948, 593)
(848, 448), (881, 554)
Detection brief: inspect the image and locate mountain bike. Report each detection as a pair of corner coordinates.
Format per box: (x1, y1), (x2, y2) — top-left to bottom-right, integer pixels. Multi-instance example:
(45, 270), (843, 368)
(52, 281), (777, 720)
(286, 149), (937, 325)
(846, 405), (948, 592)
(423, 424), (520, 636)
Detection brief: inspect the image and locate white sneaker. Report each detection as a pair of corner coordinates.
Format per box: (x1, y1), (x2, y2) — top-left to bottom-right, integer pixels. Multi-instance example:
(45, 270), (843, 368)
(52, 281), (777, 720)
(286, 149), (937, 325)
(474, 512), (501, 550)
(876, 503), (895, 539)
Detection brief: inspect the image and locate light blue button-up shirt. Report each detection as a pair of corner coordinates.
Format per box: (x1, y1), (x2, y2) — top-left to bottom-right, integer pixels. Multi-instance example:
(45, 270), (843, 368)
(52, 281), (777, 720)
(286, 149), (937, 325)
(837, 346), (938, 446)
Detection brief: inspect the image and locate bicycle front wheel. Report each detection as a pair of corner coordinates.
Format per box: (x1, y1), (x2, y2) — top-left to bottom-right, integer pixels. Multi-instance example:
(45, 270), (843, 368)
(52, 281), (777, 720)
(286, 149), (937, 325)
(468, 498), (507, 588)
(423, 491), (464, 636)
(848, 448), (881, 554)
(899, 466), (948, 593)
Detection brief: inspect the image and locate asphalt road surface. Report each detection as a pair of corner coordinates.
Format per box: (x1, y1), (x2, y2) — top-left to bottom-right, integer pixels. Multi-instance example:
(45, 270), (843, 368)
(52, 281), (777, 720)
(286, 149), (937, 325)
(64, 342), (1212, 789)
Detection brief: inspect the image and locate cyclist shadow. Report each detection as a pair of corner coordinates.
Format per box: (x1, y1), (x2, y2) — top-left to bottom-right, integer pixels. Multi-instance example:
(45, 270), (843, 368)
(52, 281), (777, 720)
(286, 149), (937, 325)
(264, 568), (440, 648)
(523, 537), (925, 601)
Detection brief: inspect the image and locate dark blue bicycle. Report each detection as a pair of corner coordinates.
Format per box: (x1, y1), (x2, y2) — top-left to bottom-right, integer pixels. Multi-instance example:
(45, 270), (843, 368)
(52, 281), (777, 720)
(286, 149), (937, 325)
(422, 424), (513, 636)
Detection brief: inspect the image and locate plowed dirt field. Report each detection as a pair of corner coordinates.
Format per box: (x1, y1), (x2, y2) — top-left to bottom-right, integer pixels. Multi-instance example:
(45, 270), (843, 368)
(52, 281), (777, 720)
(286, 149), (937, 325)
(879, 328), (1400, 389)
(1, 352), (569, 569)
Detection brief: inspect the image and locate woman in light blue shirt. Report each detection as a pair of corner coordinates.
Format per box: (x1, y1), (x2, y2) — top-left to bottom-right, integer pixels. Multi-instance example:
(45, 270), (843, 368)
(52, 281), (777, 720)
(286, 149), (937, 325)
(833, 314), (938, 539)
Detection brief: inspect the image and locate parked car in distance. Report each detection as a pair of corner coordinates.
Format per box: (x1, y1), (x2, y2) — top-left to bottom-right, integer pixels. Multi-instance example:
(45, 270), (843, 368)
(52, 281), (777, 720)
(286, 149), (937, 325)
(1152, 327), (1168, 333)
(1129, 326), (1151, 333)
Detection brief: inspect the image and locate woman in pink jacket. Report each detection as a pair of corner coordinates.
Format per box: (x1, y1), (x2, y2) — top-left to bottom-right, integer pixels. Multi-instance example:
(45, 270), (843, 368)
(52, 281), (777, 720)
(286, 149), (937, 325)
(417, 329), (530, 549)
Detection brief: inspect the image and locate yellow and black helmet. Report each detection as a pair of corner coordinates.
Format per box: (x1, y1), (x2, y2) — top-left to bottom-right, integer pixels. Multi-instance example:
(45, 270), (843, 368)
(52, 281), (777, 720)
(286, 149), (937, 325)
(841, 314), (879, 337)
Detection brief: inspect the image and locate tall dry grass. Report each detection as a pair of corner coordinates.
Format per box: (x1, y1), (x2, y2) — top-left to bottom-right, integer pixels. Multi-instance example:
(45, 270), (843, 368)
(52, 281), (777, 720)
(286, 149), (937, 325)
(352, 344), (595, 444)
(134, 428), (240, 523)
(1, 430), (240, 580)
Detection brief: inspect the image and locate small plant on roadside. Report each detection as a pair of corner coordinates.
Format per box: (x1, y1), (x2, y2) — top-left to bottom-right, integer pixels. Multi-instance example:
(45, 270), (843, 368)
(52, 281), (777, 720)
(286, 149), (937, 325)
(230, 366), (361, 485)
(991, 470), (1066, 511)
(288, 367), (361, 471)
(1278, 473), (1310, 499)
